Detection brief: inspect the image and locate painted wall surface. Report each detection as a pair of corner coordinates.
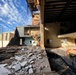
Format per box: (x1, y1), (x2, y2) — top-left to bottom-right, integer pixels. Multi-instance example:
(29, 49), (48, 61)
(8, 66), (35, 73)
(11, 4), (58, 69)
(0, 32), (14, 41)
(0, 41), (9, 47)
(17, 27), (40, 37)
(17, 26), (40, 46)
(44, 23), (61, 48)
(24, 37), (33, 46)
(16, 27), (24, 37)
(24, 27), (40, 46)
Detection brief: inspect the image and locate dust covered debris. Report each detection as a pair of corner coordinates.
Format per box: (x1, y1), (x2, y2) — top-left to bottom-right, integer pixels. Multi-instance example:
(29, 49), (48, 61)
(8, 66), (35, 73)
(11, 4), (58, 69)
(0, 46), (51, 75)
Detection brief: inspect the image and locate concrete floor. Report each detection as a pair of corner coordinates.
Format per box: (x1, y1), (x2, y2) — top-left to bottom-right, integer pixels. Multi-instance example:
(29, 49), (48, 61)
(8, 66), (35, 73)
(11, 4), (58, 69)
(48, 48), (67, 56)
(46, 48), (76, 68)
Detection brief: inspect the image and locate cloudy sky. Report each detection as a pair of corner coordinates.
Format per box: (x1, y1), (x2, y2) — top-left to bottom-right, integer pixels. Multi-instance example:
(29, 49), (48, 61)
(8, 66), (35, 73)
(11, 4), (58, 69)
(0, 0), (32, 32)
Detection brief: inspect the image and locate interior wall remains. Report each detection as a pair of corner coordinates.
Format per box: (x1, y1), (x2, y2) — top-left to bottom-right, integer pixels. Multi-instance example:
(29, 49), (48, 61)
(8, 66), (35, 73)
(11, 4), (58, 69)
(44, 23), (61, 48)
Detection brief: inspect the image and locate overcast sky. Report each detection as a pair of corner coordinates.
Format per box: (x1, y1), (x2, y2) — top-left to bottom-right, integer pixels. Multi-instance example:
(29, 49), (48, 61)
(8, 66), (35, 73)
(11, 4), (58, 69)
(0, 0), (32, 32)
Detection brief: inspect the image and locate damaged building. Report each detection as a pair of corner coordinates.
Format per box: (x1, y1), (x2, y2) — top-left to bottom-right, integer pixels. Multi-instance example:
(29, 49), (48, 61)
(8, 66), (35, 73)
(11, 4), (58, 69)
(15, 12), (41, 46)
(27, 0), (76, 49)
(16, 25), (40, 46)
(26, 0), (76, 74)
(0, 0), (76, 75)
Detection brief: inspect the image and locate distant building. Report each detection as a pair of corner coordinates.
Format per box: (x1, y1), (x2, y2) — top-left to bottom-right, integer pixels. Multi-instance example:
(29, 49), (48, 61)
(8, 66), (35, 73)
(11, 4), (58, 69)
(16, 25), (40, 46)
(0, 31), (14, 47)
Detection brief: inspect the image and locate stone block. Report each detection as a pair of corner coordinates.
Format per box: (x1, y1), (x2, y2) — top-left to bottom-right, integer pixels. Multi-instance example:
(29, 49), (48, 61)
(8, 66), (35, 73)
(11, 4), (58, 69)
(27, 53), (33, 58)
(28, 68), (34, 74)
(20, 61), (28, 67)
(15, 64), (21, 71)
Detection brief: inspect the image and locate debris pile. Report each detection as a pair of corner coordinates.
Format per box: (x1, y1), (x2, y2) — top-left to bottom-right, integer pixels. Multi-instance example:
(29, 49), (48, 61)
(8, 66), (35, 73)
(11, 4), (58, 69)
(0, 46), (51, 75)
(0, 46), (20, 61)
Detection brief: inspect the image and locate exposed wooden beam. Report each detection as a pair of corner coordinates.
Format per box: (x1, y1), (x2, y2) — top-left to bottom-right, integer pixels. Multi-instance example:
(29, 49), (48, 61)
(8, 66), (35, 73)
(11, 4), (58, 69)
(58, 0), (72, 19)
(45, 6), (64, 9)
(45, 9), (61, 12)
(45, 8), (63, 10)
(64, 12), (76, 14)
(67, 7), (76, 10)
(44, 0), (76, 23)
(69, 4), (76, 7)
(44, 12), (60, 14)
(62, 14), (76, 17)
(45, 15), (76, 19)
(71, 1), (76, 3)
(65, 9), (76, 11)
(44, 17), (76, 23)
(46, 2), (67, 5)
(45, 7), (64, 10)
(45, 0), (66, 3)
(45, 4), (65, 8)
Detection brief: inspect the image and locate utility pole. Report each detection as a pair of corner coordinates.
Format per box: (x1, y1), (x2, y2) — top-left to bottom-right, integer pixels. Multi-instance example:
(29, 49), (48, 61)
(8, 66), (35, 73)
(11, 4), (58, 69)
(2, 27), (3, 48)
(0, 26), (3, 48)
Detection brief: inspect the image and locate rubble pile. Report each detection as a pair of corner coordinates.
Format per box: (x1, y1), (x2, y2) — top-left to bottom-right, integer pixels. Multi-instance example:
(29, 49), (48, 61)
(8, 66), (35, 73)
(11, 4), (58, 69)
(0, 46), (51, 75)
(0, 46), (21, 61)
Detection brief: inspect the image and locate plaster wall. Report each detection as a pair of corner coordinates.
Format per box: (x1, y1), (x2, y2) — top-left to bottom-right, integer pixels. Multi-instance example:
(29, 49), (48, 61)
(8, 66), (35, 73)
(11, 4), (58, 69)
(44, 23), (61, 48)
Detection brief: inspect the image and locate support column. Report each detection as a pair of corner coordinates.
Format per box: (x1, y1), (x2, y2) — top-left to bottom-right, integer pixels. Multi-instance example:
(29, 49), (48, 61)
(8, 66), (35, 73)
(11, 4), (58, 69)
(40, 0), (45, 49)
(40, 24), (45, 49)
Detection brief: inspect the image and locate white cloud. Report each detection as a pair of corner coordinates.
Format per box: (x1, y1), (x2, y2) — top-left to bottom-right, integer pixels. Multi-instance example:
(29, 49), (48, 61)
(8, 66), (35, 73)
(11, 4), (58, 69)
(0, 17), (6, 23)
(0, 0), (32, 32)
(2, 0), (5, 3)
(13, 0), (21, 7)
(7, 21), (11, 24)
(2, 4), (9, 15)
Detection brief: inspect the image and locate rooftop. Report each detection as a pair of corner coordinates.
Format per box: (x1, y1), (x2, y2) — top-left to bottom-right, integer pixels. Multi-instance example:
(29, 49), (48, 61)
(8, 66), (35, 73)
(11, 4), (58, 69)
(17, 25), (40, 28)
